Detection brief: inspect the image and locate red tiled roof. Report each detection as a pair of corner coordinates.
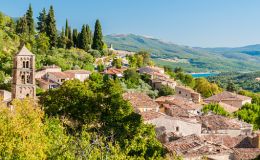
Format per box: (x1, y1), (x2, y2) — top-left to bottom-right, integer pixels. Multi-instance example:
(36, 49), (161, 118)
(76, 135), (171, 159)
(103, 68), (127, 75)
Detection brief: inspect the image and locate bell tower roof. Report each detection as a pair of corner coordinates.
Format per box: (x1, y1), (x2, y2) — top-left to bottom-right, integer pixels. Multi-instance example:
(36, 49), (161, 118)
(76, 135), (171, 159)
(16, 45), (34, 56)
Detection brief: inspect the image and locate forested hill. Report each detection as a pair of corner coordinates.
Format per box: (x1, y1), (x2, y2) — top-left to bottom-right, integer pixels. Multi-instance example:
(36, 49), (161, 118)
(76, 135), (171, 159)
(104, 34), (260, 72)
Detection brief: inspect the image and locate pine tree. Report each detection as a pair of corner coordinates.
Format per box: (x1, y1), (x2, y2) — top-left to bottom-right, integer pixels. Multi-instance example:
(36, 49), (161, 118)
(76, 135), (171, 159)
(65, 19), (69, 37)
(46, 5), (58, 48)
(92, 19), (104, 51)
(25, 4), (34, 35)
(86, 24), (92, 45)
(37, 8), (47, 33)
(79, 25), (89, 51)
(72, 29), (78, 48)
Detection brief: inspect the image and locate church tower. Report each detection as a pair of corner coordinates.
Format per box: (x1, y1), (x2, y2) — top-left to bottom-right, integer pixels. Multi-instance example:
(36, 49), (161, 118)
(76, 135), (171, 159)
(12, 45), (36, 99)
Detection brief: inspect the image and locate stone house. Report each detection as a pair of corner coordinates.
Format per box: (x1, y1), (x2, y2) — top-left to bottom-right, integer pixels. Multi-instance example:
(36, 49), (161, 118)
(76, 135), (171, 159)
(204, 91), (252, 109)
(46, 72), (74, 85)
(36, 78), (60, 90)
(64, 70), (91, 82)
(122, 92), (159, 113)
(36, 65), (92, 90)
(35, 65), (61, 79)
(175, 85), (201, 103)
(155, 95), (202, 117)
(102, 67), (127, 78)
(150, 77), (176, 90)
(141, 111), (201, 142)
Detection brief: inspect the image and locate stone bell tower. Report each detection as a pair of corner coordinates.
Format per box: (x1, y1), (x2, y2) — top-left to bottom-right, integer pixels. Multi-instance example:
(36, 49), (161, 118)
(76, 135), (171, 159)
(12, 45), (36, 99)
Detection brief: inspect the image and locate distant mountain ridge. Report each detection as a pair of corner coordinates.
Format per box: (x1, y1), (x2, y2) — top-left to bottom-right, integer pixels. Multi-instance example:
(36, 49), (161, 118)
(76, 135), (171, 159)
(104, 34), (260, 72)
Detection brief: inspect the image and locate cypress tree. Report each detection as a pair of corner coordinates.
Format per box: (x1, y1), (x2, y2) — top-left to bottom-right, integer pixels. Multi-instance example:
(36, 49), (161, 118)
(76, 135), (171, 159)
(37, 8), (47, 33)
(65, 19), (69, 37)
(16, 16), (28, 35)
(66, 26), (73, 49)
(72, 29), (78, 48)
(79, 25), (89, 51)
(25, 4), (35, 35)
(46, 5), (58, 48)
(57, 27), (66, 48)
(86, 24), (92, 45)
(92, 19), (104, 51)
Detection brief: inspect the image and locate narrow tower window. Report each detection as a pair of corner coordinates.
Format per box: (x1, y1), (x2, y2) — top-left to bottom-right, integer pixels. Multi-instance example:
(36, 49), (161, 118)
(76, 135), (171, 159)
(21, 75), (25, 84)
(26, 61), (29, 68)
(27, 75), (30, 83)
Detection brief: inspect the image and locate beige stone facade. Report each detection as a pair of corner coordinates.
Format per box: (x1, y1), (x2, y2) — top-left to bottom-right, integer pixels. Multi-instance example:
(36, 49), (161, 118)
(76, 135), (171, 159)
(12, 45), (36, 99)
(175, 85), (201, 103)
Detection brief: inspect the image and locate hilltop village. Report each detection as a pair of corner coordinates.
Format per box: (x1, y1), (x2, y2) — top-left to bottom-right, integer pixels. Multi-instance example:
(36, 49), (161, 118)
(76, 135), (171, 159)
(0, 4), (260, 160)
(0, 44), (259, 160)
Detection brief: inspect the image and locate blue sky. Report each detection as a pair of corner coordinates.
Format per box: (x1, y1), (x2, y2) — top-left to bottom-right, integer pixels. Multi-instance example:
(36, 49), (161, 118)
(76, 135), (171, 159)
(1, 0), (260, 47)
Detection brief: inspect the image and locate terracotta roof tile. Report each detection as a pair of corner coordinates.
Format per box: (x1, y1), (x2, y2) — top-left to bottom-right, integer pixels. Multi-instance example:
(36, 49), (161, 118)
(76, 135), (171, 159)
(196, 114), (252, 130)
(48, 72), (74, 79)
(64, 70), (91, 74)
(123, 92), (159, 110)
(233, 148), (260, 160)
(205, 91), (252, 102)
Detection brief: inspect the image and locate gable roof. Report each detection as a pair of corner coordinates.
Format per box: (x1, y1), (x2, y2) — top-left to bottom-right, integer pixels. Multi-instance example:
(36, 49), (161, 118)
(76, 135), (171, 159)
(164, 134), (232, 157)
(103, 67), (127, 75)
(196, 114), (252, 130)
(123, 92), (159, 110)
(233, 148), (260, 160)
(205, 91), (251, 102)
(16, 45), (34, 56)
(201, 134), (254, 148)
(48, 72), (74, 79)
(156, 95), (202, 110)
(64, 70), (91, 74)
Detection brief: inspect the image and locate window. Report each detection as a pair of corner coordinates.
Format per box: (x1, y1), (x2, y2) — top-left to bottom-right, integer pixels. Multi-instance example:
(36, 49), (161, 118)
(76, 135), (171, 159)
(176, 126), (179, 132)
(23, 61), (26, 68)
(179, 91), (181, 94)
(21, 75), (25, 84)
(27, 75), (30, 83)
(26, 61), (29, 68)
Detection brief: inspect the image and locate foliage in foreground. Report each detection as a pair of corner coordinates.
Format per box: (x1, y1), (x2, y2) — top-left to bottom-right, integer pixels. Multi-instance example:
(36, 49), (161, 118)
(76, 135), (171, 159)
(40, 73), (165, 159)
(0, 99), (138, 159)
(234, 103), (260, 129)
(202, 103), (230, 117)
